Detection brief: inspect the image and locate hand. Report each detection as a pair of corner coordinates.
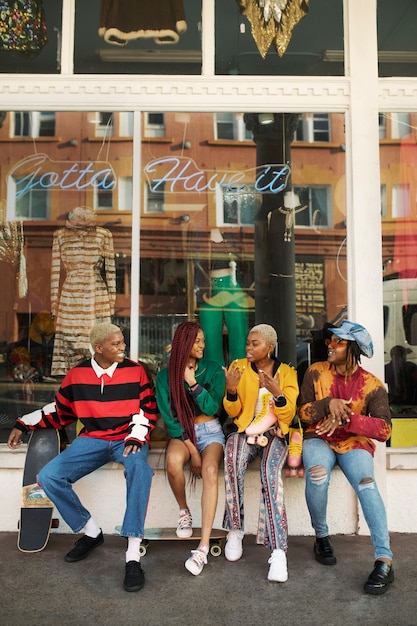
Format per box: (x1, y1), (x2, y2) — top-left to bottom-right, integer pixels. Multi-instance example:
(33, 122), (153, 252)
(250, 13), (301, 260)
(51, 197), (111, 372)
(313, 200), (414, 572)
(316, 399), (352, 437)
(123, 443), (140, 457)
(226, 360), (244, 394)
(184, 364), (197, 387)
(315, 414), (341, 437)
(190, 450), (202, 478)
(7, 428), (24, 450)
(328, 398), (352, 423)
(258, 369), (281, 397)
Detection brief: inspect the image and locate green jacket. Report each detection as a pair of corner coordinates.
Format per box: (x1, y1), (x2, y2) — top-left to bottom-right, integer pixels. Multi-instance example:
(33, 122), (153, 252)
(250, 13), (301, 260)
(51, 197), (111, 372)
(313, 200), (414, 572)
(155, 357), (226, 439)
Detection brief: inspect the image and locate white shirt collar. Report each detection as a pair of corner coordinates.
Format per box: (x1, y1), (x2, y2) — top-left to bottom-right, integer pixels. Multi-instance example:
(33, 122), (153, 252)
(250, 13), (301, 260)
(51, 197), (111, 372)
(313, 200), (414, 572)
(91, 358), (118, 379)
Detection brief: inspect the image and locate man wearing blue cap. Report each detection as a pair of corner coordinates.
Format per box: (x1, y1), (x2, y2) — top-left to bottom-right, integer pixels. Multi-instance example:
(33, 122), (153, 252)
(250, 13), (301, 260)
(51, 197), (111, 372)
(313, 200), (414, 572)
(298, 320), (394, 595)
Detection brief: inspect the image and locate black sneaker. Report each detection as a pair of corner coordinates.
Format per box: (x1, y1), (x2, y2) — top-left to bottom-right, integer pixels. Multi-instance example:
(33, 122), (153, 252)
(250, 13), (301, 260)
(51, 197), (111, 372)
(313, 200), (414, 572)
(124, 561), (145, 592)
(65, 531), (104, 562)
(314, 536), (337, 565)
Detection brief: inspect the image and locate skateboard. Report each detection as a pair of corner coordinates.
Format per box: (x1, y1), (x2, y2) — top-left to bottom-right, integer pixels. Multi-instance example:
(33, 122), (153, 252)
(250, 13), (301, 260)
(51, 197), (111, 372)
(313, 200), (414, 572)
(285, 423), (304, 478)
(245, 398), (280, 447)
(18, 428), (61, 553)
(115, 526), (228, 557)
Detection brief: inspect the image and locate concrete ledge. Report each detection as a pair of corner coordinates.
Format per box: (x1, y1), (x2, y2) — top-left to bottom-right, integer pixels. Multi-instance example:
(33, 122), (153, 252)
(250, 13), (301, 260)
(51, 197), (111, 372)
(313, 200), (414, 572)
(2, 443), (417, 534)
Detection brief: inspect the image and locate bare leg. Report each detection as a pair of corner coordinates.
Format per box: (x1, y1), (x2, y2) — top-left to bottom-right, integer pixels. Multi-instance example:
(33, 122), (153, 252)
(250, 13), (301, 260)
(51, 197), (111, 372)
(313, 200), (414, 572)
(199, 442), (223, 549)
(166, 438), (191, 511)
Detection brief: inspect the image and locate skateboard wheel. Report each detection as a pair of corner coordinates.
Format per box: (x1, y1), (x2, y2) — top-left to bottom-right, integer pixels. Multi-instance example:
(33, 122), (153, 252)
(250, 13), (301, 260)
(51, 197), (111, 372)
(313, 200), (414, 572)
(210, 543), (222, 557)
(258, 435), (268, 447)
(285, 468), (297, 477)
(139, 544), (147, 557)
(297, 467), (305, 478)
(51, 518), (60, 528)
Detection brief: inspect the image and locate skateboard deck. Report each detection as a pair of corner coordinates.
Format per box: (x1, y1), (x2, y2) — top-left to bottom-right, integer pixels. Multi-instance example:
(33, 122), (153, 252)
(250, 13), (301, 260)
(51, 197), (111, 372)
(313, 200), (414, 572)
(143, 527), (228, 557)
(115, 526), (228, 557)
(18, 428), (60, 553)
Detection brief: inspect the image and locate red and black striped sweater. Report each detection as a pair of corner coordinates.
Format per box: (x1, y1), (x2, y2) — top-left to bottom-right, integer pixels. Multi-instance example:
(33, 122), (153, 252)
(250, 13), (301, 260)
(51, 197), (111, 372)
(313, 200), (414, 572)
(15, 358), (158, 448)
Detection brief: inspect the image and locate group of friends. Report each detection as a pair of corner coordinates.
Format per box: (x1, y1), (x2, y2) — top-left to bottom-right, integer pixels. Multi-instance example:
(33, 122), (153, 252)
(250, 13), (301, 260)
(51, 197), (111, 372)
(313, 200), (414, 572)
(7, 318), (394, 596)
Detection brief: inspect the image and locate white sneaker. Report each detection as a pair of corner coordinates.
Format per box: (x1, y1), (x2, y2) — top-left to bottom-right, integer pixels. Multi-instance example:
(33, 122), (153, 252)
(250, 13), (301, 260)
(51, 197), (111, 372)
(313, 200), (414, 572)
(185, 548), (208, 576)
(176, 510), (193, 538)
(225, 530), (244, 561)
(267, 549), (288, 582)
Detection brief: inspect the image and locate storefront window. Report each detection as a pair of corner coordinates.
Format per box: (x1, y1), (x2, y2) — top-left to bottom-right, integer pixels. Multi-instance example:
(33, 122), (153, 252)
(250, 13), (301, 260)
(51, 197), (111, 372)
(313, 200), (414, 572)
(0, 108), (347, 445)
(74, 0), (202, 75)
(378, 0), (417, 78)
(380, 111), (417, 446)
(0, 0), (62, 74)
(216, 0), (344, 76)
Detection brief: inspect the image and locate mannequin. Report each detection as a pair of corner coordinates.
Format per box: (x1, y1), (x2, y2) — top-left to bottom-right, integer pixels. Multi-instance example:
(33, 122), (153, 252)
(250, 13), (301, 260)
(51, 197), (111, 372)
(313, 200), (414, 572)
(198, 229), (252, 365)
(50, 207), (116, 376)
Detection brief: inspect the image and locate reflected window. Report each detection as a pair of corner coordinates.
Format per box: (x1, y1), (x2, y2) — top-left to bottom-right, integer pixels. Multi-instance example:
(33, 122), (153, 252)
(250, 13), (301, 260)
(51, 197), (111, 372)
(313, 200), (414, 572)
(9, 177), (50, 219)
(392, 184), (410, 218)
(296, 114), (331, 143)
(144, 113), (165, 138)
(294, 186), (331, 227)
(379, 114), (387, 139)
(94, 175), (115, 210)
(390, 113), (411, 139)
(12, 112), (55, 138)
(219, 184), (257, 225)
(94, 112), (114, 138)
(215, 113), (252, 141)
(145, 181), (165, 214)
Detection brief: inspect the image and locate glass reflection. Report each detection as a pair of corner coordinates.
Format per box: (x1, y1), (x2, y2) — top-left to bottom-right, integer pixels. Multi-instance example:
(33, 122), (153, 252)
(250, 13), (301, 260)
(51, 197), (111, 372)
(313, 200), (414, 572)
(381, 112), (417, 445)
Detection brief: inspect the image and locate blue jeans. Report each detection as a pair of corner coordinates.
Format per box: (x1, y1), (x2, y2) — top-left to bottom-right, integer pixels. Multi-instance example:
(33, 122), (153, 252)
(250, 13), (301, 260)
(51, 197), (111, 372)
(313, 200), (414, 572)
(38, 436), (153, 538)
(303, 438), (392, 560)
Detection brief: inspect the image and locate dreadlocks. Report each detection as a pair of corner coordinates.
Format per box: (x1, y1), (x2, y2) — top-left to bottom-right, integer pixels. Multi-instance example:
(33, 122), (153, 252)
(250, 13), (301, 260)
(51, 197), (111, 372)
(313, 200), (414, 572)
(168, 321), (201, 445)
(344, 341), (362, 378)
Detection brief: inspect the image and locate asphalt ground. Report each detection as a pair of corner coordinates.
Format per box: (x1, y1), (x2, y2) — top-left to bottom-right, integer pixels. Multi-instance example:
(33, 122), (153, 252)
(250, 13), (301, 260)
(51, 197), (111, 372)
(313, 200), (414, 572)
(1, 531), (415, 626)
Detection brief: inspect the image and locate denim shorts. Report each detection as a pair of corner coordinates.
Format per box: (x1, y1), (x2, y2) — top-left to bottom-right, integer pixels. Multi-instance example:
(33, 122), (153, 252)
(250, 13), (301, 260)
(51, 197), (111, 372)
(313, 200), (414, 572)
(194, 418), (225, 452)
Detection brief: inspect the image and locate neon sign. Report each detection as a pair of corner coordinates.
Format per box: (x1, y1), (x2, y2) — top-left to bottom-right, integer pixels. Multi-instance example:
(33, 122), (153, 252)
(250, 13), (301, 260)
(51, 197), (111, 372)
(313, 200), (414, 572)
(144, 156), (290, 194)
(8, 153), (116, 199)
(8, 154), (290, 200)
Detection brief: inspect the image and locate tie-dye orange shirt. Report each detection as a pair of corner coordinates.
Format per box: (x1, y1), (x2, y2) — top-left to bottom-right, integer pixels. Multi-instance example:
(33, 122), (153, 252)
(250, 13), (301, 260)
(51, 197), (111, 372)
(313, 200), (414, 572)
(298, 361), (392, 456)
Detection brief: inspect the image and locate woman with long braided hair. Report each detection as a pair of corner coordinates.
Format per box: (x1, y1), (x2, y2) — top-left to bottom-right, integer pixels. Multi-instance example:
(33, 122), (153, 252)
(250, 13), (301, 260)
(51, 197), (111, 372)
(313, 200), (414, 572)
(156, 321), (226, 576)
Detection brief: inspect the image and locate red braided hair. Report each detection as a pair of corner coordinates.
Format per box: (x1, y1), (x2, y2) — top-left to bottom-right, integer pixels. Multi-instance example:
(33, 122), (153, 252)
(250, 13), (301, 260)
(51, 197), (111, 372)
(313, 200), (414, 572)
(168, 321), (201, 445)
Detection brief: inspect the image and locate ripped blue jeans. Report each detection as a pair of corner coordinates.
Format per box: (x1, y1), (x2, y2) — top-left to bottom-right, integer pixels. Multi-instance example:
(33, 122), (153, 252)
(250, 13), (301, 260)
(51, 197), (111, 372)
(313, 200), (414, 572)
(303, 438), (392, 560)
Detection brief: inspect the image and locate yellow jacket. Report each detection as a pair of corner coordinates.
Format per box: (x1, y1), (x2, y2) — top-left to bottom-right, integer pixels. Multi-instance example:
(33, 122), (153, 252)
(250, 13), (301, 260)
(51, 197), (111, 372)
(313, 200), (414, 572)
(223, 358), (299, 435)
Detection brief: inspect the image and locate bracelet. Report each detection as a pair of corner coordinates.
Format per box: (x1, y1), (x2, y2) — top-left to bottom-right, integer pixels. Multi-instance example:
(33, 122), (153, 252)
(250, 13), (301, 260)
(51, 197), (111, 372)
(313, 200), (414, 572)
(189, 382), (198, 391)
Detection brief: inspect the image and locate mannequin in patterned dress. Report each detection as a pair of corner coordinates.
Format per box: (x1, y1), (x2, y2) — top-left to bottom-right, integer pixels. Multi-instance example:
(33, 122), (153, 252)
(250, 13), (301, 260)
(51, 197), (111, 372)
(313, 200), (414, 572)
(50, 207), (116, 376)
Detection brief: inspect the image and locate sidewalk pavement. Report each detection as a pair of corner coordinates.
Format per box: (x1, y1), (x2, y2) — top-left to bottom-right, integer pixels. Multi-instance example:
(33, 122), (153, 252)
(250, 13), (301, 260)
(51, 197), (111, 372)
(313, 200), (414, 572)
(0, 532), (415, 626)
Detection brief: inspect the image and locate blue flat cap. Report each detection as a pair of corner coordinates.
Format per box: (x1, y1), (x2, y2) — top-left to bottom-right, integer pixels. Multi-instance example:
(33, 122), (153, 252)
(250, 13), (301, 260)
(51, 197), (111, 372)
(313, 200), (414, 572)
(330, 320), (374, 358)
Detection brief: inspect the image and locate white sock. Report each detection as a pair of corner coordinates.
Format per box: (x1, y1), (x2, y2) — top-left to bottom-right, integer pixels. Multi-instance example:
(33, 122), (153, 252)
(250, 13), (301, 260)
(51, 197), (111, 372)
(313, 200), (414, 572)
(126, 536), (142, 563)
(83, 518), (101, 538)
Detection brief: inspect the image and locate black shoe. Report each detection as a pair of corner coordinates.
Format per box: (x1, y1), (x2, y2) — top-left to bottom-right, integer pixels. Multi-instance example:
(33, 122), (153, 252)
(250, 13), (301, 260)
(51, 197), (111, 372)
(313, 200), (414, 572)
(364, 560), (394, 595)
(65, 531), (104, 562)
(314, 536), (337, 565)
(124, 561), (145, 592)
